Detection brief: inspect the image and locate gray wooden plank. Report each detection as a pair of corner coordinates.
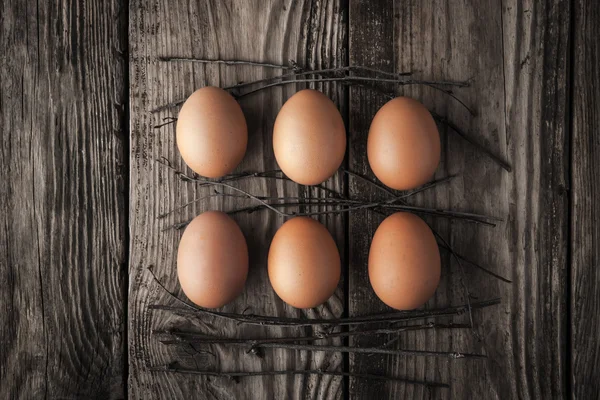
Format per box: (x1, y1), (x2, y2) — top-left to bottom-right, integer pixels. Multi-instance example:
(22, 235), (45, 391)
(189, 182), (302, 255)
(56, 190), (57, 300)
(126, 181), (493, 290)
(571, 0), (600, 398)
(0, 0), (128, 398)
(128, 1), (347, 399)
(347, 0), (398, 398)
(501, 1), (570, 397)
(348, 0), (570, 398)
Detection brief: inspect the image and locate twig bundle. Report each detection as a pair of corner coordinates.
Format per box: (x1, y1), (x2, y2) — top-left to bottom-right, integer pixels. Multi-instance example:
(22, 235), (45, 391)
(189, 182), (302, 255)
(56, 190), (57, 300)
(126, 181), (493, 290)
(152, 57), (511, 171)
(146, 57), (511, 390)
(150, 363), (451, 389)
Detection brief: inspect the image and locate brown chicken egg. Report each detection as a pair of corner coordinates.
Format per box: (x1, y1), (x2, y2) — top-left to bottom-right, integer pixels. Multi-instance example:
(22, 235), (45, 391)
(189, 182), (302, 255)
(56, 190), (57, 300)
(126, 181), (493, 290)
(268, 217), (341, 309)
(273, 89), (346, 185)
(177, 211), (248, 309)
(176, 86), (247, 178)
(369, 212), (441, 310)
(367, 97), (440, 190)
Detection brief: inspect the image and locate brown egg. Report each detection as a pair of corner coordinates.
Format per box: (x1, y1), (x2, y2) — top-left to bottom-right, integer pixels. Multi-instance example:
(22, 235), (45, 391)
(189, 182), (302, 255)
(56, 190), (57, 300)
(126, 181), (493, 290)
(369, 212), (441, 310)
(176, 86), (247, 178)
(177, 211), (248, 308)
(273, 89), (346, 185)
(367, 97), (440, 190)
(268, 217), (341, 308)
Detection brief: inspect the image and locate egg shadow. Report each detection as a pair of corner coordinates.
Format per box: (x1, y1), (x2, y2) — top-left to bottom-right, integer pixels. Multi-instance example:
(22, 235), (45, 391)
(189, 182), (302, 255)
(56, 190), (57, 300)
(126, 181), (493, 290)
(237, 92), (281, 172)
(227, 211), (282, 308)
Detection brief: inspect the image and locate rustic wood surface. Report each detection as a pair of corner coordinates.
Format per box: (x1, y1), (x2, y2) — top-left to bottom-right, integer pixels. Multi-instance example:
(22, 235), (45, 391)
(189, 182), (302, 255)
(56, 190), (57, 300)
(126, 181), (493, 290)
(0, 0), (128, 398)
(1, 0), (599, 399)
(571, 0), (600, 399)
(348, 0), (571, 399)
(128, 1), (347, 399)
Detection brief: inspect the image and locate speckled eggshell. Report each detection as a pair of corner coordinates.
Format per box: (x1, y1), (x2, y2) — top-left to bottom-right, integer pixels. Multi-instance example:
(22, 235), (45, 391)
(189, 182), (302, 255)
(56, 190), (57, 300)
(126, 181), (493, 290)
(176, 86), (247, 178)
(368, 212), (441, 310)
(367, 96), (440, 190)
(273, 89), (346, 185)
(177, 211), (248, 309)
(268, 217), (341, 309)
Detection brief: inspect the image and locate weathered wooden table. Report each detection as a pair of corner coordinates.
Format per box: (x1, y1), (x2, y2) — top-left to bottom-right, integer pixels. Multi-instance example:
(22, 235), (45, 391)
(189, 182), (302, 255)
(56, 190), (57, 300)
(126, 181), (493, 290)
(1, 0), (598, 399)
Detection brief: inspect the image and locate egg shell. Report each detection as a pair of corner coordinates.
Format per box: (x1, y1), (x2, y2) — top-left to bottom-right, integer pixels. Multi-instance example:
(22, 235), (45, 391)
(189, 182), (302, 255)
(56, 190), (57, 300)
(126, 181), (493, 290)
(368, 212), (441, 310)
(367, 96), (440, 190)
(268, 217), (341, 309)
(177, 211), (249, 309)
(273, 89), (346, 185)
(176, 86), (248, 178)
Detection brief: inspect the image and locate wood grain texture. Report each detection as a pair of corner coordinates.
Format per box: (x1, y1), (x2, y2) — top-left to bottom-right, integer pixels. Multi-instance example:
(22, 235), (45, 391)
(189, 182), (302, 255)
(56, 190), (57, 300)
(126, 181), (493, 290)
(347, 0), (399, 398)
(348, 0), (570, 398)
(571, 0), (600, 398)
(0, 0), (128, 398)
(128, 1), (347, 399)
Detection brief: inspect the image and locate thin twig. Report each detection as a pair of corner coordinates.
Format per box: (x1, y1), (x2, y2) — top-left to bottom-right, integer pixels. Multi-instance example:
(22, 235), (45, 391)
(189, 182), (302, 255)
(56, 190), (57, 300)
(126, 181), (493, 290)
(234, 76), (466, 100)
(433, 231), (474, 329)
(193, 181), (287, 215)
(349, 66), (415, 80)
(342, 168), (396, 197)
(150, 67), (469, 113)
(260, 175), (343, 198)
(227, 200), (354, 216)
(420, 83), (476, 116)
(161, 196), (497, 227)
(157, 193), (222, 219)
(224, 65), (416, 92)
(379, 204), (500, 226)
(157, 57), (300, 70)
(162, 198), (356, 230)
(206, 193), (351, 204)
(156, 158), (282, 187)
(154, 117), (178, 129)
(174, 341), (486, 359)
(146, 263), (501, 326)
(157, 185), (331, 221)
(437, 243), (512, 283)
(154, 158), (287, 216)
(156, 158), (341, 198)
(397, 175), (457, 199)
(151, 99), (186, 114)
(431, 111), (512, 172)
(150, 364), (450, 388)
(146, 266), (199, 312)
(156, 159), (496, 223)
(150, 303), (488, 327)
(154, 322), (470, 346)
(349, 78), (475, 116)
(148, 261), (500, 330)
(162, 220), (192, 232)
(160, 203), (324, 232)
